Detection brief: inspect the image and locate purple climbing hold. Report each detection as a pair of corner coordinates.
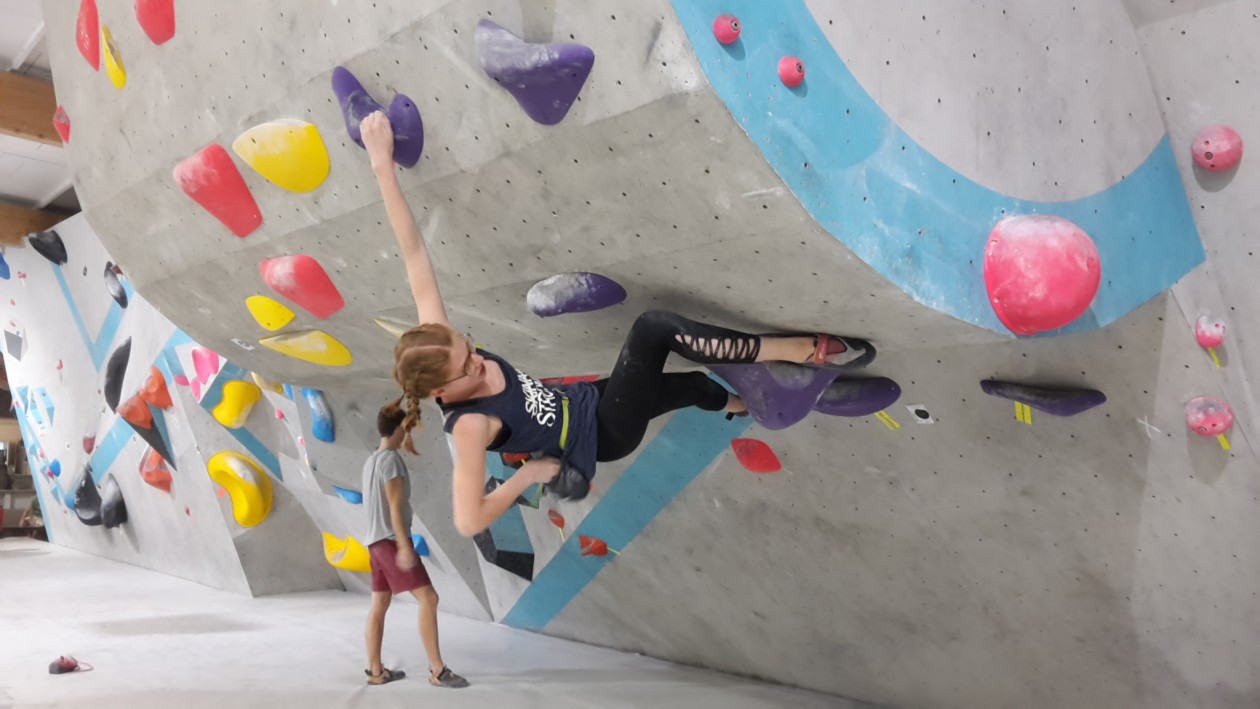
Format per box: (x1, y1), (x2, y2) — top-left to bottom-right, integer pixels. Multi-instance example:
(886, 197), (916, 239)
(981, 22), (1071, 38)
(980, 380), (1106, 416)
(386, 93), (424, 169)
(475, 19), (595, 126)
(709, 363), (840, 430)
(331, 66), (383, 149)
(814, 377), (902, 417)
(527, 272), (626, 317)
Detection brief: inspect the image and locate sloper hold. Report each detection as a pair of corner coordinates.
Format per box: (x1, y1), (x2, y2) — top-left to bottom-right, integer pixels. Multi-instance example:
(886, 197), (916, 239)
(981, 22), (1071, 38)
(134, 0), (176, 45)
(475, 20), (595, 125)
(259, 330), (352, 367)
(75, 465), (103, 526)
(814, 377), (903, 417)
(332, 486), (362, 504)
(104, 338), (132, 412)
(104, 262), (127, 307)
(302, 388), (335, 442)
(173, 144), (263, 238)
(28, 230), (68, 265)
(322, 532), (370, 572)
(526, 272), (626, 317)
(101, 473), (127, 528)
(232, 120), (331, 193)
(206, 451), (273, 528)
(259, 255), (344, 318)
(76, 0), (100, 70)
(980, 380), (1106, 416)
(101, 25), (126, 89)
(710, 363), (840, 430)
(212, 380), (262, 429)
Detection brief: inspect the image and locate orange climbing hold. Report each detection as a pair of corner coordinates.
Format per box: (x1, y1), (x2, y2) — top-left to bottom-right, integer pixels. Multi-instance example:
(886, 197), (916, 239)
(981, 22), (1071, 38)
(730, 438), (782, 473)
(139, 447), (172, 492)
(139, 366), (172, 409)
(173, 144), (263, 238)
(118, 394), (153, 429)
(135, 0), (176, 45)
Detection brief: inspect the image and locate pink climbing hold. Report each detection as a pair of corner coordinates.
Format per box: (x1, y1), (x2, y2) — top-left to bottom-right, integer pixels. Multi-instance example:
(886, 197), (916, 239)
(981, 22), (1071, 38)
(778, 56), (805, 88)
(275, 408), (285, 420)
(1194, 315), (1225, 349)
(731, 438), (782, 474)
(52, 106), (71, 144)
(172, 144), (263, 238)
(259, 255), (345, 319)
(984, 215), (1101, 336)
(76, 0), (100, 70)
(712, 14), (741, 44)
(1191, 125), (1243, 172)
(83, 435), (96, 454)
(1185, 396), (1233, 437)
(192, 347), (219, 384)
(135, 0), (176, 45)
(172, 374), (189, 386)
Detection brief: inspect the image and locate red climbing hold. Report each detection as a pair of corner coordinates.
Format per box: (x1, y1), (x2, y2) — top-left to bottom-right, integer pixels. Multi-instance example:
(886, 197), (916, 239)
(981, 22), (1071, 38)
(1194, 315), (1225, 349)
(1185, 396), (1234, 437)
(713, 14), (741, 45)
(1191, 125), (1243, 172)
(259, 255), (345, 319)
(118, 394), (153, 429)
(984, 215), (1101, 336)
(172, 144), (263, 238)
(76, 0), (100, 70)
(83, 435), (96, 454)
(139, 448), (172, 492)
(730, 438), (782, 473)
(779, 56), (805, 88)
(547, 509), (565, 529)
(139, 366), (173, 410)
(135, 0), (176, 45)
(579, 535), (610, 557)
(52, 106), (71, 144)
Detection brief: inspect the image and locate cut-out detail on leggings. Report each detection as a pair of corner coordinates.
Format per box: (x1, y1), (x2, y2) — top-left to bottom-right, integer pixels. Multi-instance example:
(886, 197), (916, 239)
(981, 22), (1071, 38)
(674, 334), (759, 362)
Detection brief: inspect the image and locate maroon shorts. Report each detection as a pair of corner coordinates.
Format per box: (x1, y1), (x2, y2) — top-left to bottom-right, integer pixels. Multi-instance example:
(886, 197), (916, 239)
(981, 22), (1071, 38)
(368, 539), (432, 594)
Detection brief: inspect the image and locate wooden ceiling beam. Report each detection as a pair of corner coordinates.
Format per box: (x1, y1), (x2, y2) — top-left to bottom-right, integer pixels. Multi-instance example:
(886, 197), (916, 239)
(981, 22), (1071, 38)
(0, 200), (59, 246)
(0, 71), (59, 146)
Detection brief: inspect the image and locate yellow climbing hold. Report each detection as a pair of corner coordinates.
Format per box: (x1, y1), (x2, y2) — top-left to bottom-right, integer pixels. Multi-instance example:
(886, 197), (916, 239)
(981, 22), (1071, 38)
(246, 295), (296, 331)
(231, 120), (330, 193)
(206, 451), (273, 528)
(322, 532), (370, 573)
(212, 380), (261, 429)
(250, 371), (283, 394)
(101, 25), (126, 89)
(259, 330), (352, 367)
(373, 317), (414, 338)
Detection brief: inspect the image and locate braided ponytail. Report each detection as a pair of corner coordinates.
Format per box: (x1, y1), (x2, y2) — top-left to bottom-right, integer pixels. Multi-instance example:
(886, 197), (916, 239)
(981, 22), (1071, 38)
(391, 323), (461, 454)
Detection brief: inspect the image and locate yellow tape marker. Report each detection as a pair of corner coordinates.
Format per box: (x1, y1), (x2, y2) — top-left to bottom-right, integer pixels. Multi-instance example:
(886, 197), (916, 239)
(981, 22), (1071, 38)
(1209, 348), (1221, 369)
(1218, 434), (1231, 451)
(874, 411), (901, 430)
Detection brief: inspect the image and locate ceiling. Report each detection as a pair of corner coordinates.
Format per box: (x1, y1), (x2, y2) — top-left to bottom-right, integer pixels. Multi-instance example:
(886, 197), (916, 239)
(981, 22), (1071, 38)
(0, 0), (77, 212)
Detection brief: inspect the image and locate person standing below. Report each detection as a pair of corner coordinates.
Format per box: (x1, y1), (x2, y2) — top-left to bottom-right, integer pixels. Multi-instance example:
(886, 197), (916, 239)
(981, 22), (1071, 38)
(362, 401), (469, 688)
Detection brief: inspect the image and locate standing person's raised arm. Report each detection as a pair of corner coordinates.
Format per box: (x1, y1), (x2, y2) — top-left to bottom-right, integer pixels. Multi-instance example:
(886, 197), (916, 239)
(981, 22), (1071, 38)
(360, 112), (451, 328)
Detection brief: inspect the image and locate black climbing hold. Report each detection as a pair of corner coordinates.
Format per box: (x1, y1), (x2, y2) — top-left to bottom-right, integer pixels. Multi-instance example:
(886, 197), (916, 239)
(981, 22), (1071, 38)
(104, 338), (132, 412)
(28, 229), (68, 265)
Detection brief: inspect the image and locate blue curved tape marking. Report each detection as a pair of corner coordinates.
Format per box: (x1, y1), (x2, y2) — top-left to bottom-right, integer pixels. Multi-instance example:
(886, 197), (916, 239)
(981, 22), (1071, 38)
(503, 406), (751, 630)
(670, 1), (1204, 334)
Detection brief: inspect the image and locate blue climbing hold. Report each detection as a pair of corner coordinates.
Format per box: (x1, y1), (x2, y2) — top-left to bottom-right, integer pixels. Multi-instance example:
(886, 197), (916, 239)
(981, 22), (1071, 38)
(0, 251), (10, 280)
(332, 485), (362, 504)
(411, 533), (430, 558)
(475, 19), (595, 126)
(302, 388), (335, 443)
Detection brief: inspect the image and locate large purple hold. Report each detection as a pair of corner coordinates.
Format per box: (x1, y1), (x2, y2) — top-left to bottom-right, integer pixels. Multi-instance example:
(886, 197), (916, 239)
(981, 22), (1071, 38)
(331, 66), (383, 149)
(527, 272), (626, 317)
(387, 94), (424, 169)
(710, 363), (840, 431)
(475, 19), (595, 126)
(814, 377), (902, 417)
(980, 380), (1106, 416)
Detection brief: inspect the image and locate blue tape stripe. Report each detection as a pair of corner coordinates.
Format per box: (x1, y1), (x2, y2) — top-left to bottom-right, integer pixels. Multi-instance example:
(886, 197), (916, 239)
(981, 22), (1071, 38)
(196, 361), (281, 480)
(50, 263), (124, 370)
(502, 408), (751, 630)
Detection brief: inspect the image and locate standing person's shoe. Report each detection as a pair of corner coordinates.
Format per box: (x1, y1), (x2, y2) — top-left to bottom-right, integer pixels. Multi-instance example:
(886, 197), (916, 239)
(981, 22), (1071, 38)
(430, 666), (470, 688)
(365, 667), (405, 685)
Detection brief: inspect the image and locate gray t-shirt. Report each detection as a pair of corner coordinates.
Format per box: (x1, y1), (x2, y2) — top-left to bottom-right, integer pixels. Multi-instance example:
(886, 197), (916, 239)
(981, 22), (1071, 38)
(361, 448), (412, 546)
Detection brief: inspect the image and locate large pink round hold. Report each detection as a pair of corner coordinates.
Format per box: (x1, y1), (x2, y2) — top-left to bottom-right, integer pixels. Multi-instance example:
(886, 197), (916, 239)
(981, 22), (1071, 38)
(1191, 125), (1243, 172)
(984, 215), (1102, 336)
(778, 56), (805, 88)
(712, 14), (741, 44)
(1185, 396), (1234, 437)
(1194, 315), (1225, 349)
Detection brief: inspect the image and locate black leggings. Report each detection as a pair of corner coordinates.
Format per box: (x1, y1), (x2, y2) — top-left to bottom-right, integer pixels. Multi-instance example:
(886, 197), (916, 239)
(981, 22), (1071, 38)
(593, 311), (762, 462)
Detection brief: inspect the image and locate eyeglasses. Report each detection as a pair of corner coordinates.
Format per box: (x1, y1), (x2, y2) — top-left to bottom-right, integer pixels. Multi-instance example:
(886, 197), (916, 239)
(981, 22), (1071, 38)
(440, 336), (479, 387)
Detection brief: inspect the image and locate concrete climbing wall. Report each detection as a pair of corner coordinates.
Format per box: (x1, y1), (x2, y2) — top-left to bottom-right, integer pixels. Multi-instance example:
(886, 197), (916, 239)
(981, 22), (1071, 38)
(39, 0), (1260, 706)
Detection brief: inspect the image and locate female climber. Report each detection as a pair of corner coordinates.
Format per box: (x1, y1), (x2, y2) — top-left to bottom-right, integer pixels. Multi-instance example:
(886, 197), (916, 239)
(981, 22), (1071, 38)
(360, 111), (874, 537)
